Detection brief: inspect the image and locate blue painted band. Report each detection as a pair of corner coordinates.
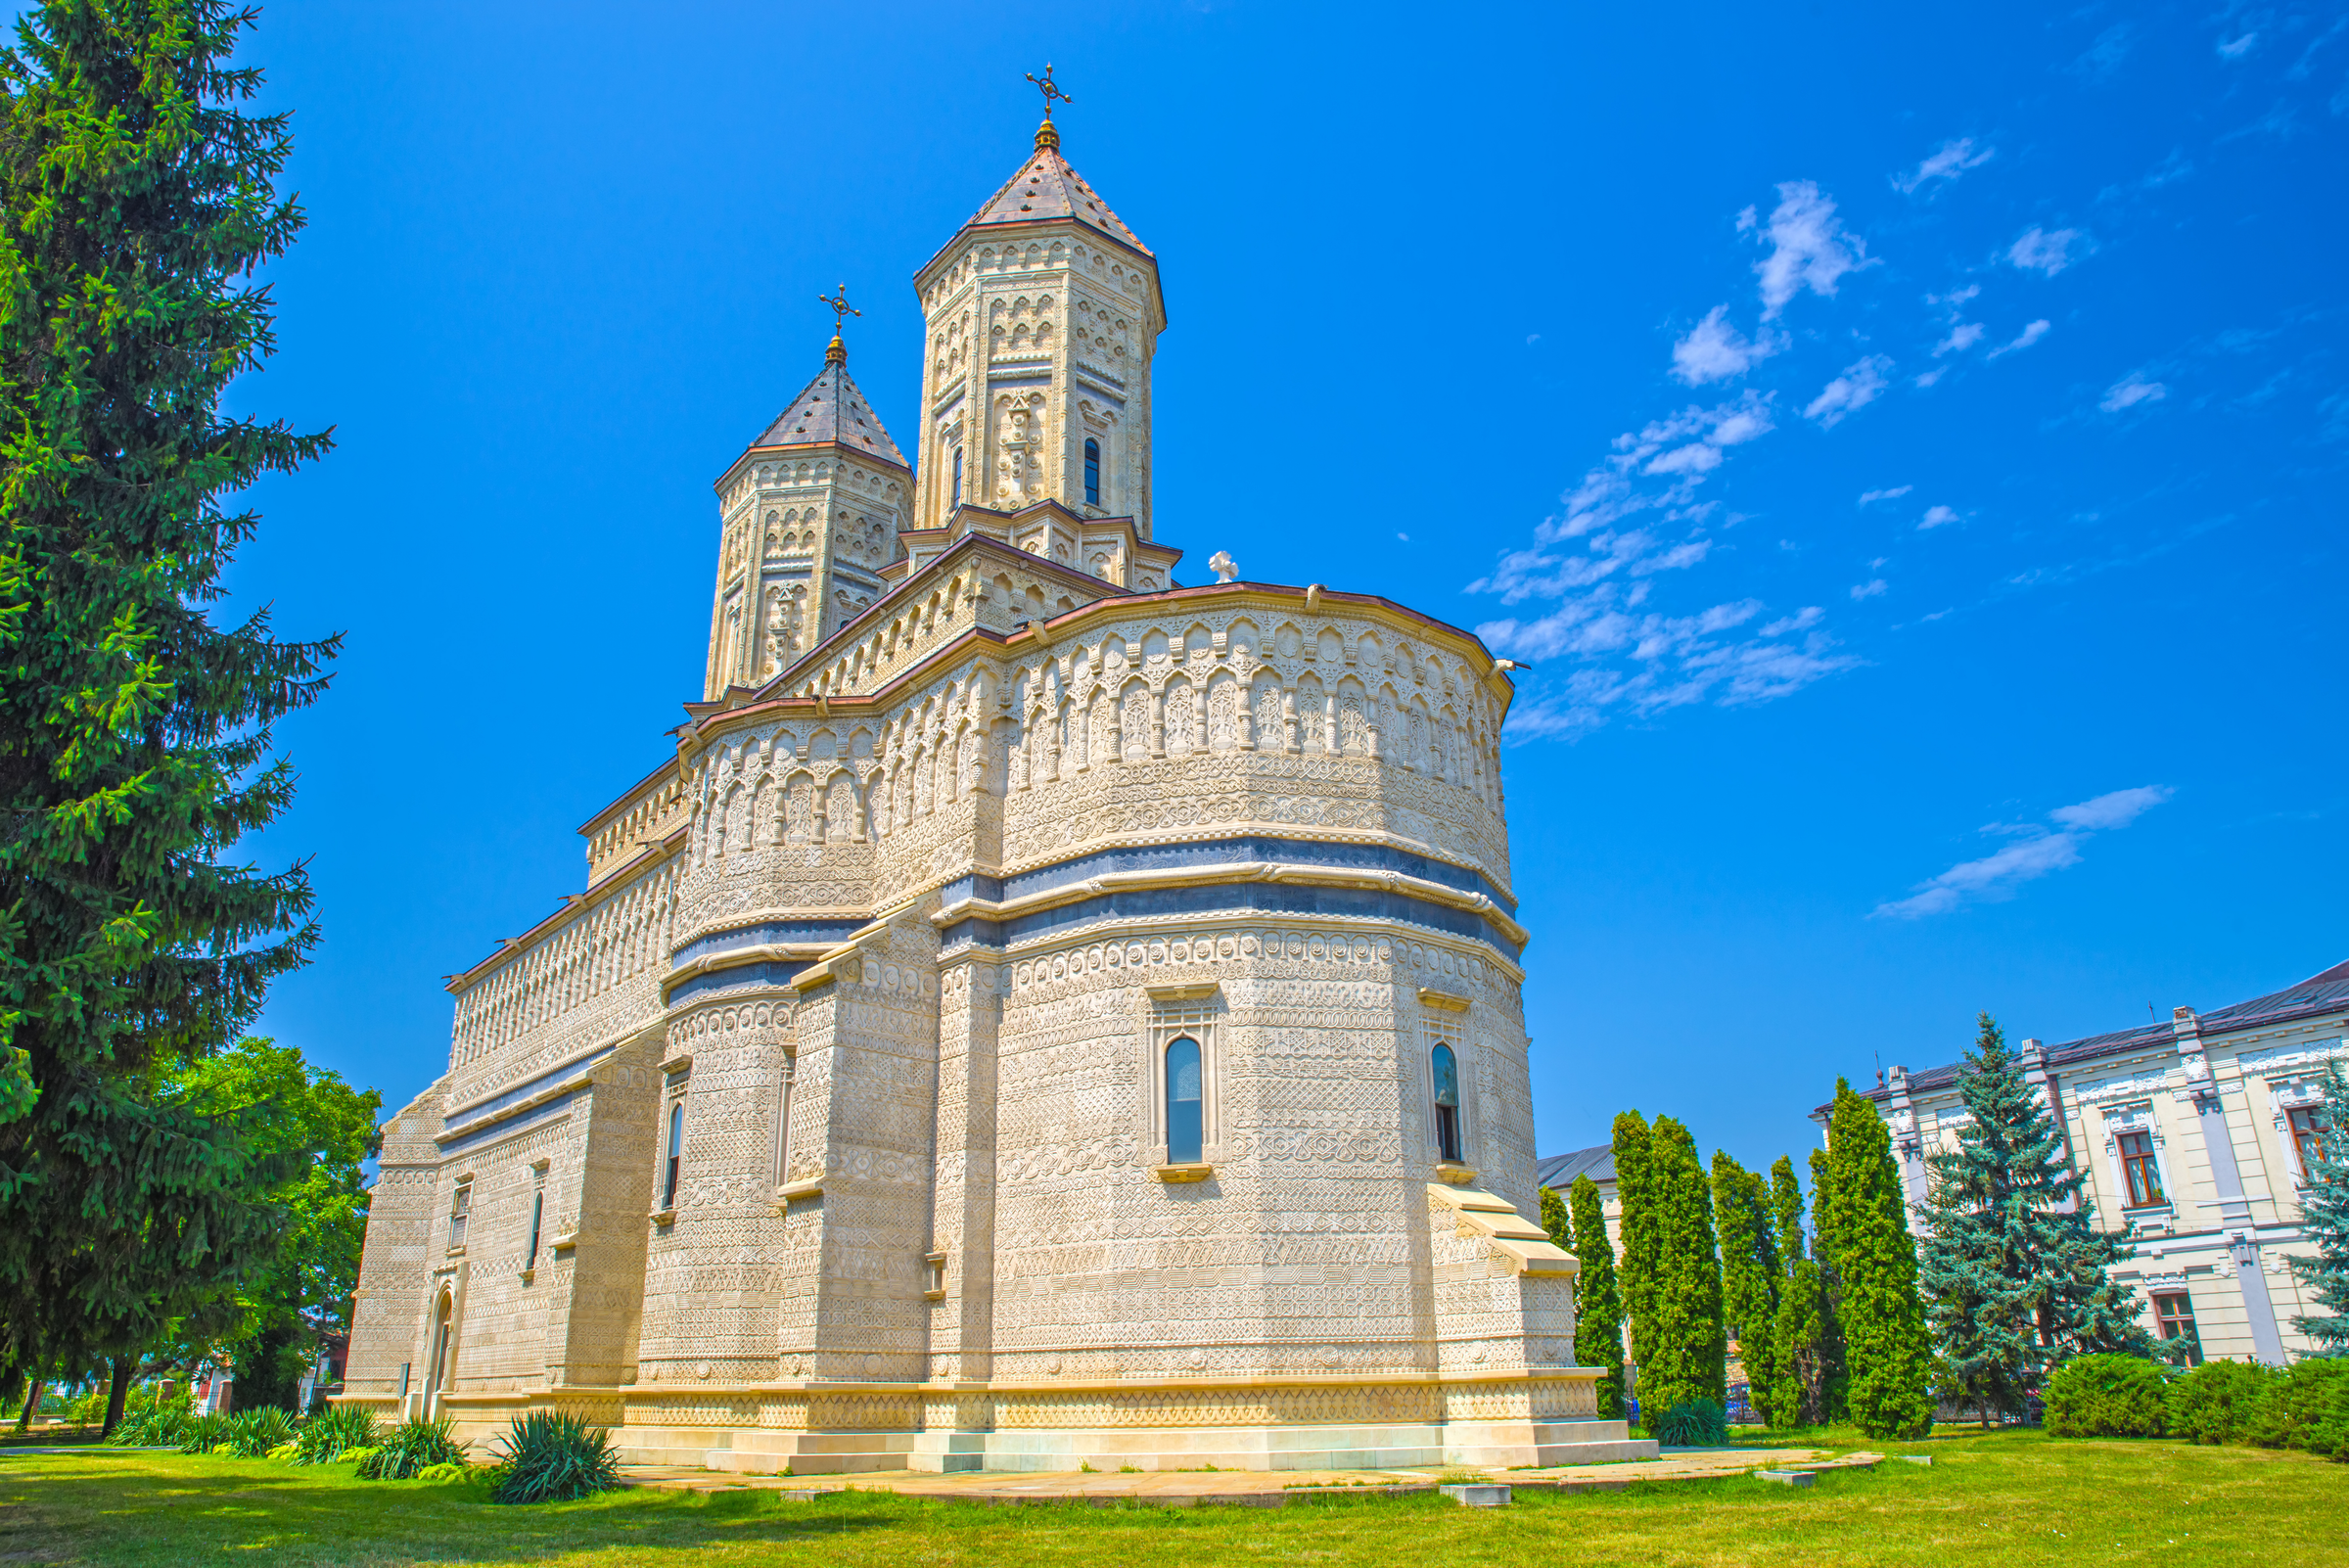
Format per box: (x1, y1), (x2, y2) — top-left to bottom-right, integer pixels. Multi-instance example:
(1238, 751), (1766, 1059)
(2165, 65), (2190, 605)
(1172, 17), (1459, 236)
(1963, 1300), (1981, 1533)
(940, 834), (1514, 915)
(939, 880), (1521, 960)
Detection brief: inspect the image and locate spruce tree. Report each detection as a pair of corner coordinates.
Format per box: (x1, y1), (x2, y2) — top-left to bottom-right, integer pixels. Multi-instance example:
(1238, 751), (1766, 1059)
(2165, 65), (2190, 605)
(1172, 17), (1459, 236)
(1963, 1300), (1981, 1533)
(1919, 1013), (2152, 1425)
(0, 0), (335, 1379)
(1768, 1155), (1838, 1425)
(1821, 1079), (1936, 1439)
(1567, 1174), (1625, 1418)
(1713, 1152), (1782, 1425)
(1611, 1111), (1658, 1411)
(2288, 1060), (2349, 1356)
(1638, 1116), (1726, 1413)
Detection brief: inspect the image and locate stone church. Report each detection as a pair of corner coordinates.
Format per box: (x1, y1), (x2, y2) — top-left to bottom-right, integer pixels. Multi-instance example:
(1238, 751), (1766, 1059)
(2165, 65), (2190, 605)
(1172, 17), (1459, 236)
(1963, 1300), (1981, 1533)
(344, 107), (1651, 1474)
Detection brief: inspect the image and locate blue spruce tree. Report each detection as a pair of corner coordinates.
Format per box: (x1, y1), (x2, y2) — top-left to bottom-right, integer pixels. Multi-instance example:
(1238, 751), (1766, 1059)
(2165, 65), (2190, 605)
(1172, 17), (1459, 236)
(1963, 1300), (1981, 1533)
(1918, 1013), (2152, 1425)
(2286, 1060), (2349, 1356)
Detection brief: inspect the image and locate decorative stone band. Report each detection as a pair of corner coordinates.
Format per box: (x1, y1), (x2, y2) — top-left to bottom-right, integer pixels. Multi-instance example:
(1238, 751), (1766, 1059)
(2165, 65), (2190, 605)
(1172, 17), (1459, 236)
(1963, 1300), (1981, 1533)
(948, 834), (1516, 918)
(1428, 1185), (1578, 1276)
(433, 1017), (668, 1151)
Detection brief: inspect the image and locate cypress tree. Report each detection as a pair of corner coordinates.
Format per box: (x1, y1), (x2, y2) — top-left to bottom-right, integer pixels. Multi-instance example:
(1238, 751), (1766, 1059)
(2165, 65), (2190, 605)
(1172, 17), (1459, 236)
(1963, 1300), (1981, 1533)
(1639, 1116), (1726, 1413)
(1712, 1152), (1782, 1425)
(0, 0), (335, 1379)
(1540, 1183), (1570, 1250)
(1611, 1111), (1658, 1409)
(2287, 1060), (2349, 1356)
(1807, 1144), (1850, 1420)
(1918, 1013), (2152, 1425)
(1821, 1079), (1936, 1439)
(1767, 1155), (1838, 1426)
(1567, 1174), (1624, 1418)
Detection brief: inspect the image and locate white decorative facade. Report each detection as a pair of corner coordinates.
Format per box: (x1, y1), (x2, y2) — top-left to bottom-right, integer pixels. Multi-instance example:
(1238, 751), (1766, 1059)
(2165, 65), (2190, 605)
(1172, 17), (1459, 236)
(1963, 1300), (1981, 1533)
(342, 113), (1652, 1475)
(1853, 960), (2349, 1366)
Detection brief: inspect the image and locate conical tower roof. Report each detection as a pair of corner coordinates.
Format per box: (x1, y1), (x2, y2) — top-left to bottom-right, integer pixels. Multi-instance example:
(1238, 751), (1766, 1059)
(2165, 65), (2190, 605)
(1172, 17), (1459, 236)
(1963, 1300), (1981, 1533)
(922, 119), (1153, 276)
(737, 347), (908, 470)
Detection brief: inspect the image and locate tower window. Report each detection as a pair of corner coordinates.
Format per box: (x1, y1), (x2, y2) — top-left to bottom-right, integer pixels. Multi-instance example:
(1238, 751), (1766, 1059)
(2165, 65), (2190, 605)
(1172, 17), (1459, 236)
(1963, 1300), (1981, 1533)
(952, 447), (964, 503)
(663, 1101), (686, 1210)
(526, 1187), (544, 1270)
(1432, 1043), (1462, 1163)
(1083, 438), (1101, 506)
(1165, 1037), (1203, 1165)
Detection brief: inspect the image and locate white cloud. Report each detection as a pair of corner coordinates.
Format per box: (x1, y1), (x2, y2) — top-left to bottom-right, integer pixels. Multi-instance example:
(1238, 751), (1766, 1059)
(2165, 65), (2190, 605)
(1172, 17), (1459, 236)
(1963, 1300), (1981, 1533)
(1803, 355), (1893, 428)
(1858, 485), (1913, 506)
(1936, 321), (1988, 356)
(1987, 319), (2052, 358)
(1871, 785), (2173, 918)
(1894, 137), (1996, 195)
(2101, 374), (2168, 412)
(1918, 504), (1962, 530)
(1913, 367), (1949, 389)
(1397, 531), (1409, 541)
(1849, 578), (1888, 600)
(1761, 606), (1825, 635)
(1743, 181), (1873, 319)
(2008, 227), (2088, 275)
(2218, 32), (2258, 59)
(1671, 305), (1781, 385)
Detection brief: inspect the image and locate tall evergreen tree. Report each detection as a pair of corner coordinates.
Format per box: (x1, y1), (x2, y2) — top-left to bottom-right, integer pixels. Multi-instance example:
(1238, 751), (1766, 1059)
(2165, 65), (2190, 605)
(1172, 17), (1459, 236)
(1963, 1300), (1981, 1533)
(1769, 1156), (1836, 1425)
(0, 0), (335, 1382)
(1805, 1145), (1849, 1421)
(1820, 1079), (1936, 1439)
(1567, 1174), (1624, 1418)
(1713, 1151), (1782, 1425)
(1638, 1116), (1726, 1412)
(1611, 1111), (1658, 1408)
(1540, 1183), (1570, 1250)
(2288, 1060), (2349, 1356)
(1918, 1013), (2152, 1425)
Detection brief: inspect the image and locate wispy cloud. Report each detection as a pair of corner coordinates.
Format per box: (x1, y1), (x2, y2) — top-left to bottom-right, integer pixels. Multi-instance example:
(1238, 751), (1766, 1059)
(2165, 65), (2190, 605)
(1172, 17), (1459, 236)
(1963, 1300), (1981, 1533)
(1871, 785), (2174, 919)
(1988, 319), (2052, 358)
(1671, 305), (1781, 385)
(2218, 32), (2258, 60)
(2101, 373), (2168, 413)
(2008, 227), (2089, 275)
(1741, 181), (1873, 320)
(1918, 504), (1962, 530)
(1850, 578), (1888, 600)
(1936, 322), (1988, 356)
(1804, 355), (1893, 427)
(2073, 23), (2135, 80)
(1894, 137), (1996, 195)
(1858, 485), (1913, 506)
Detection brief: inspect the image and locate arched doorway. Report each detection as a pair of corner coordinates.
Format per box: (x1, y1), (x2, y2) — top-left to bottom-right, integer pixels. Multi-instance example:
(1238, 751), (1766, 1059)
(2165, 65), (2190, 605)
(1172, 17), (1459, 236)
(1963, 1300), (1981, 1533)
(423, 1292), (454, 1418)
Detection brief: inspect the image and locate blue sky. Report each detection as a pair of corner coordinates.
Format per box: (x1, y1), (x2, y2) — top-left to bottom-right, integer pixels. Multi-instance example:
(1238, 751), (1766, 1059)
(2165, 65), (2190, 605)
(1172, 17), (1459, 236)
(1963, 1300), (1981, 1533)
(168, 1), (2345, 1174)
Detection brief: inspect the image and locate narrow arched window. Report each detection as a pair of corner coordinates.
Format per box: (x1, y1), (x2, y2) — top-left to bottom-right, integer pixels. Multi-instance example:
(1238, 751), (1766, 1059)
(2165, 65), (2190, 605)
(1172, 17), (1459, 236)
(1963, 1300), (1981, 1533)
(1432, 1044), (1462, 1163)
(663, 1101), (685, 1209)
(1083, 438), (1101, 506)
(1166, 1036), (1203, 1164)
(952, 447), (964, 503)
(526, 1188), (544, 1269)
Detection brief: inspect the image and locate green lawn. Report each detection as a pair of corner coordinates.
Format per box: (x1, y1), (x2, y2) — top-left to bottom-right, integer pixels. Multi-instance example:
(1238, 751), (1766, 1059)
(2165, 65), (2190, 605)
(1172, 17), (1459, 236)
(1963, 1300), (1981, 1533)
(0, 1430), (2340, 1567)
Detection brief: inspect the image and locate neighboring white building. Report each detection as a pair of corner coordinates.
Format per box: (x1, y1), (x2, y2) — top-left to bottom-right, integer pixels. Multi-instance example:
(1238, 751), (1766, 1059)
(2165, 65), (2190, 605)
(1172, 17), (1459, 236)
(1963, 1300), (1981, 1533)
(1844, 960), (2347, 1365)
(340, 107), (1653, 1478)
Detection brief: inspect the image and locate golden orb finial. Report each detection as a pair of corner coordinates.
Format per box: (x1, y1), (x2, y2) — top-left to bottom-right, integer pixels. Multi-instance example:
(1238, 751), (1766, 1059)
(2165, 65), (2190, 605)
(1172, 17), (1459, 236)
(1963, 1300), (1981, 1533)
(825, 332), (847, 365)
(1035, 115), (1060, 152)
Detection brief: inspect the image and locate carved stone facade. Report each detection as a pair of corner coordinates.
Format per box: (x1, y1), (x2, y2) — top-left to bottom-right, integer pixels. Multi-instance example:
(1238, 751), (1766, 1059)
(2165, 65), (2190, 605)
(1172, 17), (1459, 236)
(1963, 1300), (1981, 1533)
(343, 116), (1651, 1475)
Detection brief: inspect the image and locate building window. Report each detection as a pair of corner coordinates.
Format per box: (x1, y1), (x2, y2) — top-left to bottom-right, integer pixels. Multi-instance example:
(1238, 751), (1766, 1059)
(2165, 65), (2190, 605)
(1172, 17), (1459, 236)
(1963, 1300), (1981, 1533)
(2288, 1105), (2326, 1179)
(447, 1180), (471, 1251)
(663, 1101), (686, 1210)
(2118, 1130), (2163, 1207)
(525, 1185), (545, 1270)
(771, 1058), (795, 1187)
(1165, 1037), (1203, 1164)
(952, 447), (964, 502)
(1432, 1043), (1462, 1163)
(1083, 438), (1101, 506)
(2153, 1291), (2202, 1365)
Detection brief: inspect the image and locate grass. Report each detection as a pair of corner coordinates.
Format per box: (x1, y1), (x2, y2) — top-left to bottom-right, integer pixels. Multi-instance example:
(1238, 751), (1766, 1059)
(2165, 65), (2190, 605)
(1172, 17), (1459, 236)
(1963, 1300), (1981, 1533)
(0, 1428), (2342, 1567)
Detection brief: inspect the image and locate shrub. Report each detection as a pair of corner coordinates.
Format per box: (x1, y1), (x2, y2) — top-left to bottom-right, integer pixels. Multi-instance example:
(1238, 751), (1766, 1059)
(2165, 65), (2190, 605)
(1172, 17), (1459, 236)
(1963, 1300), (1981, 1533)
(2044, 1354), (2169, 1438)
(2166, 1360), (2278, 1446)
(416, 1462), (471, 1484)
(357, 1416), (468, 1480)
(293, 1404), (380, 1465)
(222, 1407), (298, 1457)
(1650, 1398), (1730, 1447)
(179, 1412), (233, 1453)
(2247, 1359), (2349, 1459)
(485, 1411), (622, 1504)
(115, 1403), (196, 1449)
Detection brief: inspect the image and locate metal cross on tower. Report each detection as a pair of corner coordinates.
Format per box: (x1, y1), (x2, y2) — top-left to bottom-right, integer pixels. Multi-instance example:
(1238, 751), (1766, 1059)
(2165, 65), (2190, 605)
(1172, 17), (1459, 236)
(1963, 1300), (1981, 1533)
(1026, 63), (1073, 118)
(818, 284), (861, 334)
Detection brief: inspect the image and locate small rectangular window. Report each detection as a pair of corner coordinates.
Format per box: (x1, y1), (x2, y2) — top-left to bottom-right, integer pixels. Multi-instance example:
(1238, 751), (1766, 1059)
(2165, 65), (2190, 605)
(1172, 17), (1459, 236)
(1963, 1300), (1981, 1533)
(448, 1181), (471, 1251)
(1424, 1006), (1468, 1165)
(2153, 1291), (2202, 1365)
(1083, 438), (1101, 507)
(2288, 1105), (2326, 1177)
(526, 1188), (544, 1269)
(2118, 1130), (2163, 1207)
(664, 1100), (686, 1210)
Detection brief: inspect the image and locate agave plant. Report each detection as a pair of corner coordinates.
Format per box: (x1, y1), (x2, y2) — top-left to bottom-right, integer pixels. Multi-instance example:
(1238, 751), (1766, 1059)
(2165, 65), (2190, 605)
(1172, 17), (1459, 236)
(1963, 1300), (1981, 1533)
(179, 1411), (233, 1454)
(484, 1410), (621, 1504)
(293, 1404), (380, 1464)
(222, 1406), (299, 1457)
(356, 1416), (468, 1480)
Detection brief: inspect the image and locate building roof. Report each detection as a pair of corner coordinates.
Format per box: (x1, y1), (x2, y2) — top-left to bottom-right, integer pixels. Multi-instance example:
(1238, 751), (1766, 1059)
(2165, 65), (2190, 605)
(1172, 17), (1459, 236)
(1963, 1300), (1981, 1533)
(953, 130), (1152, 259)
(1534, 1145), (1616, 1191)
(733, 355), (907, 472)
(1865, 956), (2349, 1101)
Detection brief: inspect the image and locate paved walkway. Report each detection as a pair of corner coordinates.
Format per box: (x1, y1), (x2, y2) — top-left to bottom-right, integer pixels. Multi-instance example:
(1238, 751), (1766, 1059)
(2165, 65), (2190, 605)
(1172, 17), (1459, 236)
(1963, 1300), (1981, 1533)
(619, 1447), (1885, 1506)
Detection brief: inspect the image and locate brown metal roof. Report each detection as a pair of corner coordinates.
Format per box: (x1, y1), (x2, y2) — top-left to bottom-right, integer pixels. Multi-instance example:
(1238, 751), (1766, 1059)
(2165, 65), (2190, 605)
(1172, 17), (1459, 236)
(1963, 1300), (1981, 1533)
(734, 357), (908, 471)
(959, 141), (1152, 258)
